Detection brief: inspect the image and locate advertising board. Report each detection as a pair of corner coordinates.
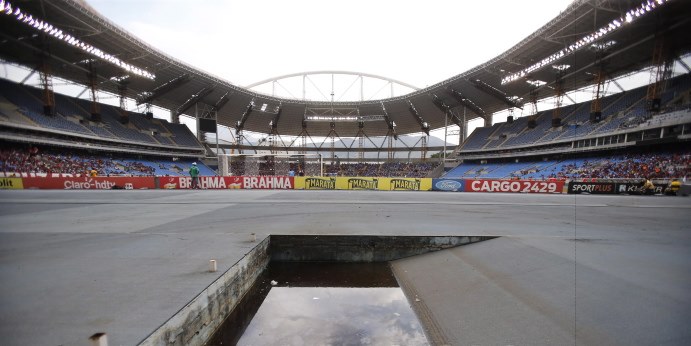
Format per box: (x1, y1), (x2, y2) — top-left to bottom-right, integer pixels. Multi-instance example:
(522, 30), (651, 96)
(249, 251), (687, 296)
(294, 177), (337, 190)
(158, 176), (294, 189)
(466, 179), (565, 193)
(378, 178), (432, 191)
(431, 179), (464, 192)
(0, 177), (23, 189)
(567, 182), (615, 194)
(21, 176), (156, 190)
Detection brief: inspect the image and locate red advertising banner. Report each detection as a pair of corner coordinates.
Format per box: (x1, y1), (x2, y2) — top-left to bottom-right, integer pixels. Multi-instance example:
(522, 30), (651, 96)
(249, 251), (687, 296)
(21, 176), (156, 190)
(242, 176), (294, 190)
(157, 176), (294, 190)
(465, 179), (565, 193)
(158, 176), (244, 189)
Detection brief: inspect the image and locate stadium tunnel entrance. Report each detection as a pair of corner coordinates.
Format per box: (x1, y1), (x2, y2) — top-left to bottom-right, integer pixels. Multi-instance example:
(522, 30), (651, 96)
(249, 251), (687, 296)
(138, 235), (496, 346)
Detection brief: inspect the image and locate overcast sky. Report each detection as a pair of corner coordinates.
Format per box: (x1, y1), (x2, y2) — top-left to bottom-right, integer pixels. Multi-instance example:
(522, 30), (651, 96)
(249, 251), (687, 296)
(86, 0), (575, 90)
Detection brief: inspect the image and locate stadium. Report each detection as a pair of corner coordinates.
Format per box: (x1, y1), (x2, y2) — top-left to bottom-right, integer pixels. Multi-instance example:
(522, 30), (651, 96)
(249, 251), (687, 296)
(0, 0), (690, 345)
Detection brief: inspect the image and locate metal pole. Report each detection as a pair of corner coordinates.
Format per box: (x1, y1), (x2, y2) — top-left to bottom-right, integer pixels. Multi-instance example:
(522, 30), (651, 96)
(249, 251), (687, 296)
(215, 111), (220, 162)
(463, 107), (467, 142)
(360, 75), (364, 101)
(319, 154), (323, 176)
(443, 111), (448, 162)
(195, 103), (199, 141)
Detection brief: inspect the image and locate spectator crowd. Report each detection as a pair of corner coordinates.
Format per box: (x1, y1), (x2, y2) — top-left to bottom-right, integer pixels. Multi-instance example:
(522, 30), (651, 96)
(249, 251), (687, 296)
(542, 152), (690, 180)
(1, 146), (156, 176)
(325, 162), (434, 178)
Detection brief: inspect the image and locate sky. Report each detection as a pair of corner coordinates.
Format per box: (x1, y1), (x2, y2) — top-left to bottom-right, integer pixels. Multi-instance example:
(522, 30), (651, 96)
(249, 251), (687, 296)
(75, 0), (576, 144)
(85, 0), (575, 90)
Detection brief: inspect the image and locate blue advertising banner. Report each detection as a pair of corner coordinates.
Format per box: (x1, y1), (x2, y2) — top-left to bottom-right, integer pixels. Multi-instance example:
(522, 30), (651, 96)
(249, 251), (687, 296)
(432, 179), (465, 192)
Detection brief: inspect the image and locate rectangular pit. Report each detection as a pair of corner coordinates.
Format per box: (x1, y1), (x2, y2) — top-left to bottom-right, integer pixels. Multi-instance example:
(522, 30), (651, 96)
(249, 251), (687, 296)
(138, 235), (495, 346)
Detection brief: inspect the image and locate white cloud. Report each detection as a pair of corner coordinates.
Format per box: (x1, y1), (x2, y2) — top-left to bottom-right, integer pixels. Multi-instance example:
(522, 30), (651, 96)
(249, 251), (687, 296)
(87, 0), (574, 87)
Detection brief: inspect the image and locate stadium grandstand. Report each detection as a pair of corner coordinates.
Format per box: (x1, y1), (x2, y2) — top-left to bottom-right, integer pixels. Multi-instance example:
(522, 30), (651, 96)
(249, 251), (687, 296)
(0, 0), (689, 182)
(1, 0), (691, 345)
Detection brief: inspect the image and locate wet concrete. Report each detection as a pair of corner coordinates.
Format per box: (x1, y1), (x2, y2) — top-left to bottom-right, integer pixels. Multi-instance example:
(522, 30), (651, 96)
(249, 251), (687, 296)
(151, 236), (485, 346)
(270, 235), (494, 262)
(0, 190), (689, 345)
(206, 262), (426, 346)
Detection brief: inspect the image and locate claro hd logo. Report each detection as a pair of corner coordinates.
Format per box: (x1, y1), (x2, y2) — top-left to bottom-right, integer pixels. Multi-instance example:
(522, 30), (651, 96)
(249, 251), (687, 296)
(64, 178), (115, 189)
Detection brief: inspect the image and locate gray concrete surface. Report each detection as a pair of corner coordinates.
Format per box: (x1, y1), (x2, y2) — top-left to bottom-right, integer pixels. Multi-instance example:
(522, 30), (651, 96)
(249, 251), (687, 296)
(0, 190), (689, 345)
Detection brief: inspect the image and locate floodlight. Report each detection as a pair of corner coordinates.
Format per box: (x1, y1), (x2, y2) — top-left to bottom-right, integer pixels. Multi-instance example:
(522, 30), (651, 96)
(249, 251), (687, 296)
(501, 0), (670, 85)
(3, 0), (156, 80)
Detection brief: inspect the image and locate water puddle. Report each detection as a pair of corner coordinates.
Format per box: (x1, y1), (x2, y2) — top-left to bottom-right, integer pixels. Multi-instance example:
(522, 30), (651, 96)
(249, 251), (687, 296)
(205, 262), (428, 345)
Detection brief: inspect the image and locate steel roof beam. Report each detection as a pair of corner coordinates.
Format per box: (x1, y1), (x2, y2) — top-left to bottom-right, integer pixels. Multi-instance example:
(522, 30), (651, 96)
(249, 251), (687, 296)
(407, 100), (430, 135)
(271, 103), (282, 131)
(136, 74), (190, 105)
(471, 79), (523, 109)
(211, 92), (230, 112)
(431, 94), (462, 127)
(380, 102), (398, 140)
(236, 99), (254, 130)
(448, 89), (486, 118)
(175, 86), (214, 116)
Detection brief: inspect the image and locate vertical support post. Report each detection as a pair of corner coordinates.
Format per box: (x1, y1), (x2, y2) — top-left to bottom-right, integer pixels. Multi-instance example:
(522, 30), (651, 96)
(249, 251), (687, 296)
(421, 135), (427, 161)
(553, 73), (564, 127)
(38, 58), (55, 116)
(89, 333), (108, 346)
(195, 103), (201, 142)
(215, 111), (220, 157)
(443, 110), (448, 162)
(87, 61), (100, 122)
(360, 75), (364, 101)
(118, 82), (129, 124)
(387, 132), (394, 161)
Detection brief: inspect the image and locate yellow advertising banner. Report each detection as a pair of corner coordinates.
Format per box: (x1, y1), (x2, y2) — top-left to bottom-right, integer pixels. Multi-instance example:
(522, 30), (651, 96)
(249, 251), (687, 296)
(337, 177), (380, 190)
(294, 176), (337, 190)
(0, 177), (24, 189)
(294, 177), (432, 191)
(378, 178), (432, 191)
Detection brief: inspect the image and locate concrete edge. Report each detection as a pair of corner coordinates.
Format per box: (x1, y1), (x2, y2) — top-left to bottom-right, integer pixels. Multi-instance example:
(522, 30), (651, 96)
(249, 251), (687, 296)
(137, 235), (497, 346)
(138, 237), (271, 346)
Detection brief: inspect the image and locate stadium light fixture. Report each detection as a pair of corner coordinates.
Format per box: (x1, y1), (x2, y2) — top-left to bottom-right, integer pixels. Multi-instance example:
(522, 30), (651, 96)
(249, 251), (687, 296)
(0, 0), (155, 80)
(526, 79), (546, 87)
(304, 115), (385, 122)
(501, 0), (671, 85)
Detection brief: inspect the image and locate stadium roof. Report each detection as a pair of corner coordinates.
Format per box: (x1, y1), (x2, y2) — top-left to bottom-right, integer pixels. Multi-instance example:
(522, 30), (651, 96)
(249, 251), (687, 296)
(1, 0), (690, 137)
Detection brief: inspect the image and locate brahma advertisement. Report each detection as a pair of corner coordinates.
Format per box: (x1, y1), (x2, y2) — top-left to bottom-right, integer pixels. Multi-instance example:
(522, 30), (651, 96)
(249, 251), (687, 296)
(466, 179), (565, 194)
(159, 176), (293, 190)
(21, 176), (156, 190)
(159, 176), (243, 189)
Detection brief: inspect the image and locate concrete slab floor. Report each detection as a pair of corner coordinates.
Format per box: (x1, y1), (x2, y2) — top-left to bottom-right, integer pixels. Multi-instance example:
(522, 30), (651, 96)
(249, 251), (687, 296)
(0, 190), (689, 345)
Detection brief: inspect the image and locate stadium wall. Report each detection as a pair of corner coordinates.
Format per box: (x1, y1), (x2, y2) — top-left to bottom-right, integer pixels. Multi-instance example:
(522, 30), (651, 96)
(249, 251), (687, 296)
(3, 175), (684, 195)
